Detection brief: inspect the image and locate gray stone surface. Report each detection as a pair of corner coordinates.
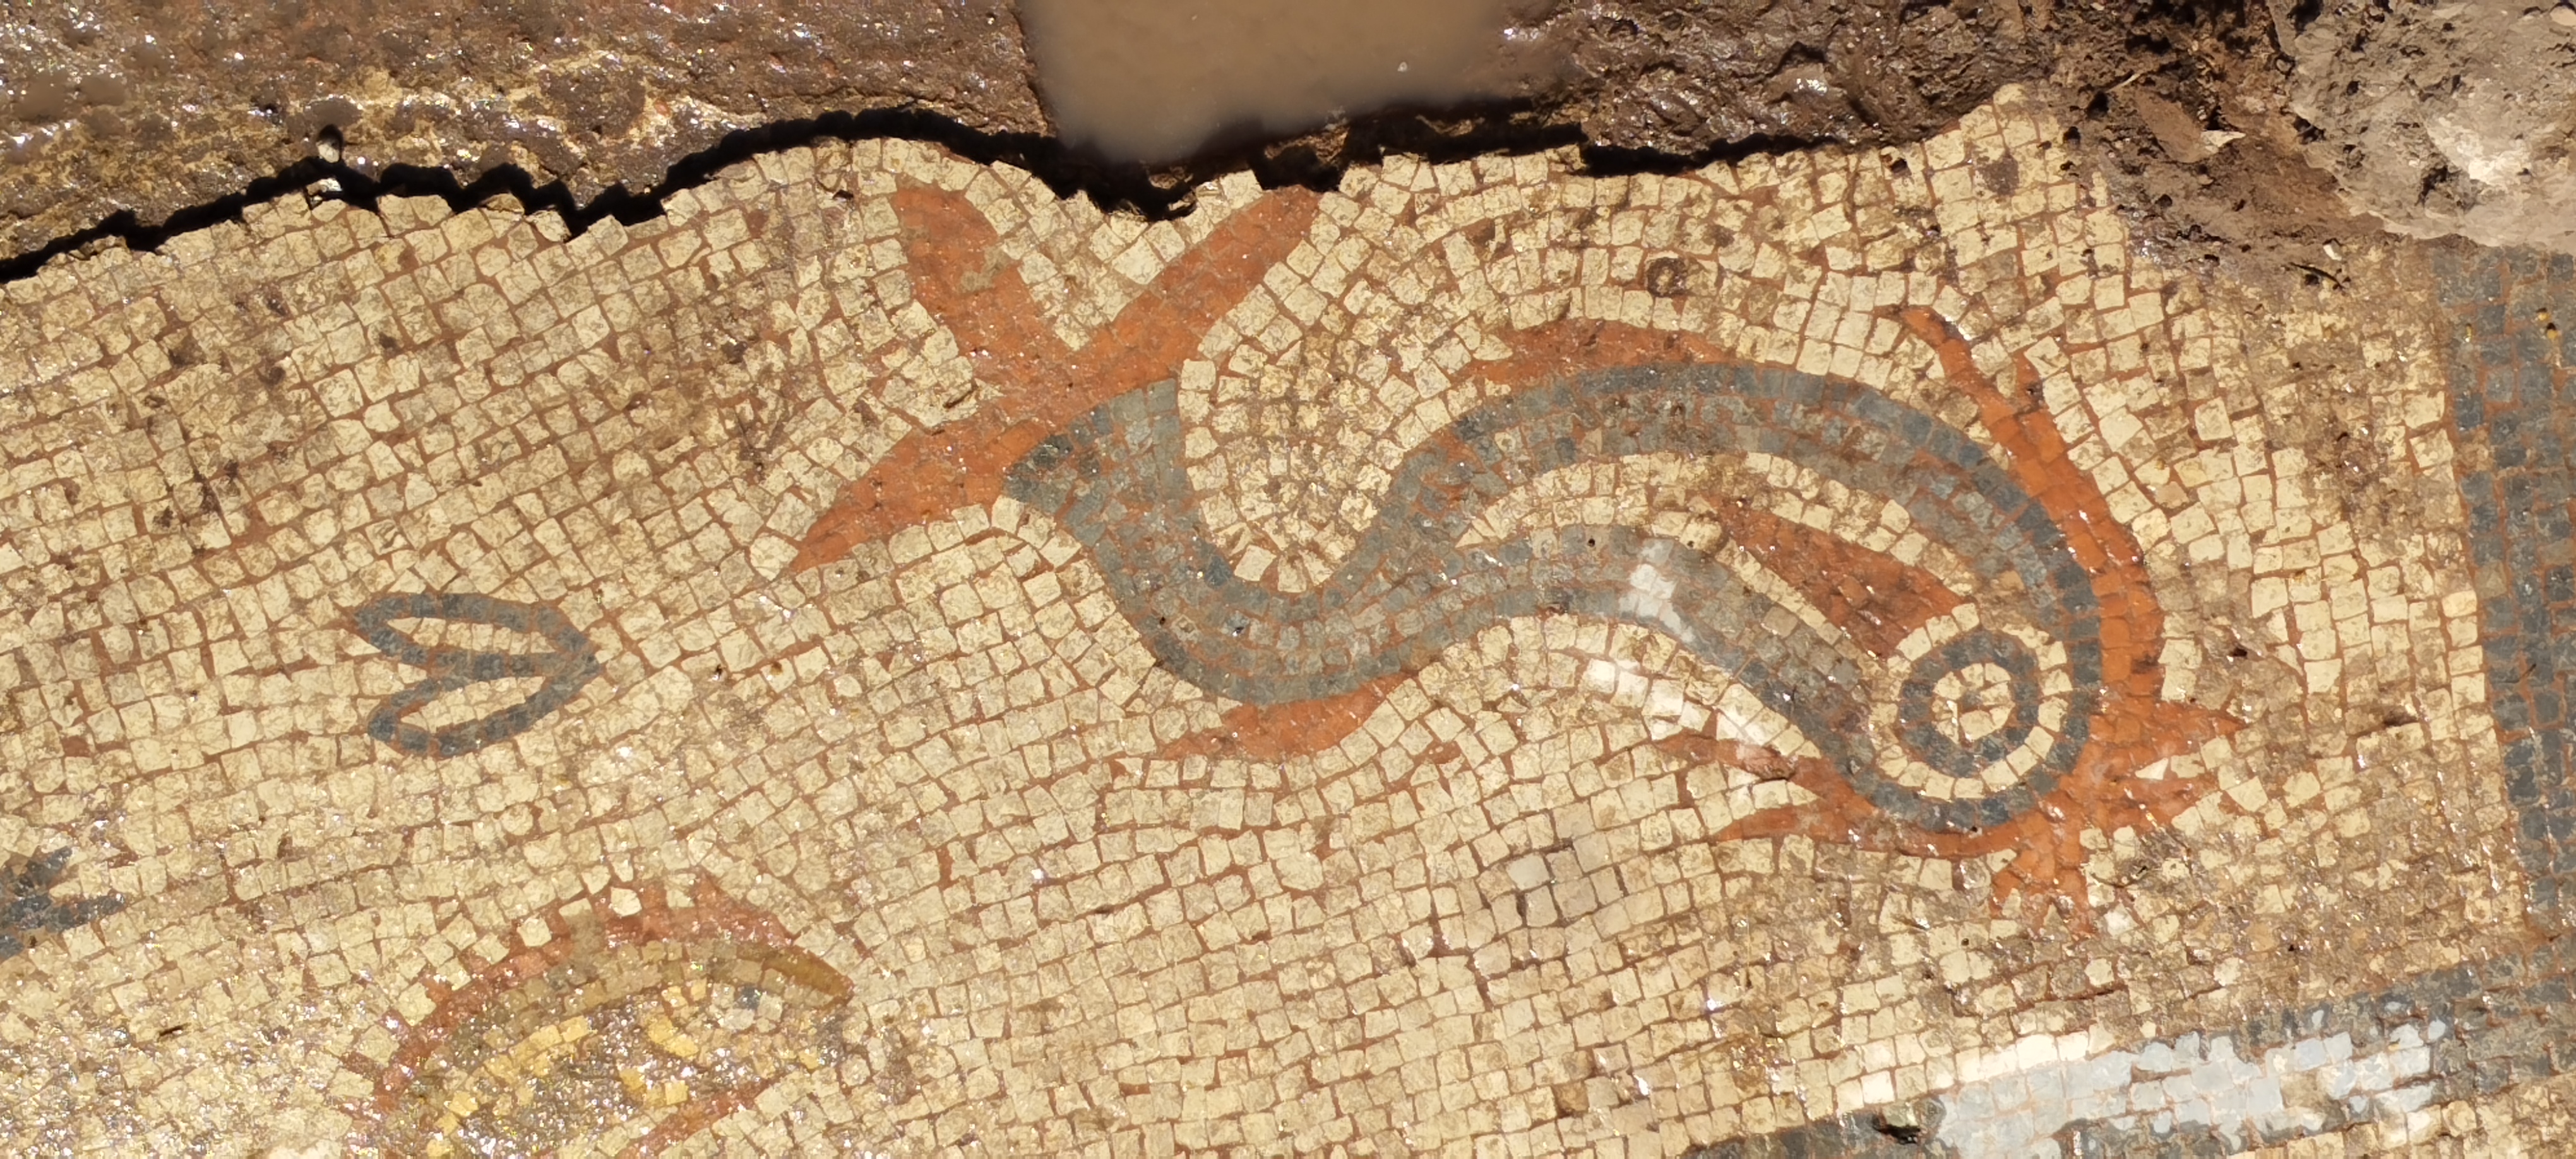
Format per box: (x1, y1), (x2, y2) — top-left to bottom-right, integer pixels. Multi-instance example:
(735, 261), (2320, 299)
(2282, 1), (2576, 254)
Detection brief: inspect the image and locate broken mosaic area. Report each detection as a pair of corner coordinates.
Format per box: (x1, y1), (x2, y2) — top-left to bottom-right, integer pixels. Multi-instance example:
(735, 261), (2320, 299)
(0, 85), (2540, 1153)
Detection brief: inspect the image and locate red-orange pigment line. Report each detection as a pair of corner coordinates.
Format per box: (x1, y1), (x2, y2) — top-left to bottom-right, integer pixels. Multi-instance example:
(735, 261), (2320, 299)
(1899, 309), (2168, 699)
(1702, 311), (2243, 930)
(894, 185), (1081, 398)
(1712, 504), (1964, 657)
(792, 185), (1321, 571)
(1477, 320), (1968, 656)
(1159, 672), (1409, 763)
(1470, 318), (1732, 384)
(1464, 314), (2239, 929)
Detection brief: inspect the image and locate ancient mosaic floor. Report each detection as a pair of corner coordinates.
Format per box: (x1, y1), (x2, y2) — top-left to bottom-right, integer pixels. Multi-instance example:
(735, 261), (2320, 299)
(6, 85), (2576, 1155)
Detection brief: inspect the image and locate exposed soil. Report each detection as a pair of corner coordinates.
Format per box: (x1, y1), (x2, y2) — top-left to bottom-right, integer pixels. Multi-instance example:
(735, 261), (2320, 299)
(0, 0), (2503, 276)
(0, 0), (1047, 258)
(1532, 0), (2048, 156)
(2037, 0), (2386, 288)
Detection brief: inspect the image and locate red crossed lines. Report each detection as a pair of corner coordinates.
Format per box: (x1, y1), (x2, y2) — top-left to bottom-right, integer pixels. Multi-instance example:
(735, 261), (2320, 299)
(792, 183), (1321, 572)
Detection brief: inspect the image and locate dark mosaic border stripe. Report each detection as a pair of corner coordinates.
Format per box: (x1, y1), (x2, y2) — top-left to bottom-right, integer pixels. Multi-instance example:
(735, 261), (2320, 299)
(2436, 245), (2576, 922)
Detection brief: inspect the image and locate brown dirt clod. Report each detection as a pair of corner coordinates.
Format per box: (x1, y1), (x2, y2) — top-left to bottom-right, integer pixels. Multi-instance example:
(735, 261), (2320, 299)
(0, 0), (2446, 280)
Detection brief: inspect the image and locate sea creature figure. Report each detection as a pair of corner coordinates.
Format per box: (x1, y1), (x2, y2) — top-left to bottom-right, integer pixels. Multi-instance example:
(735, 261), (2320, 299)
(792, 185), (2238, 917)
(1003, 313), (2236, 912)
